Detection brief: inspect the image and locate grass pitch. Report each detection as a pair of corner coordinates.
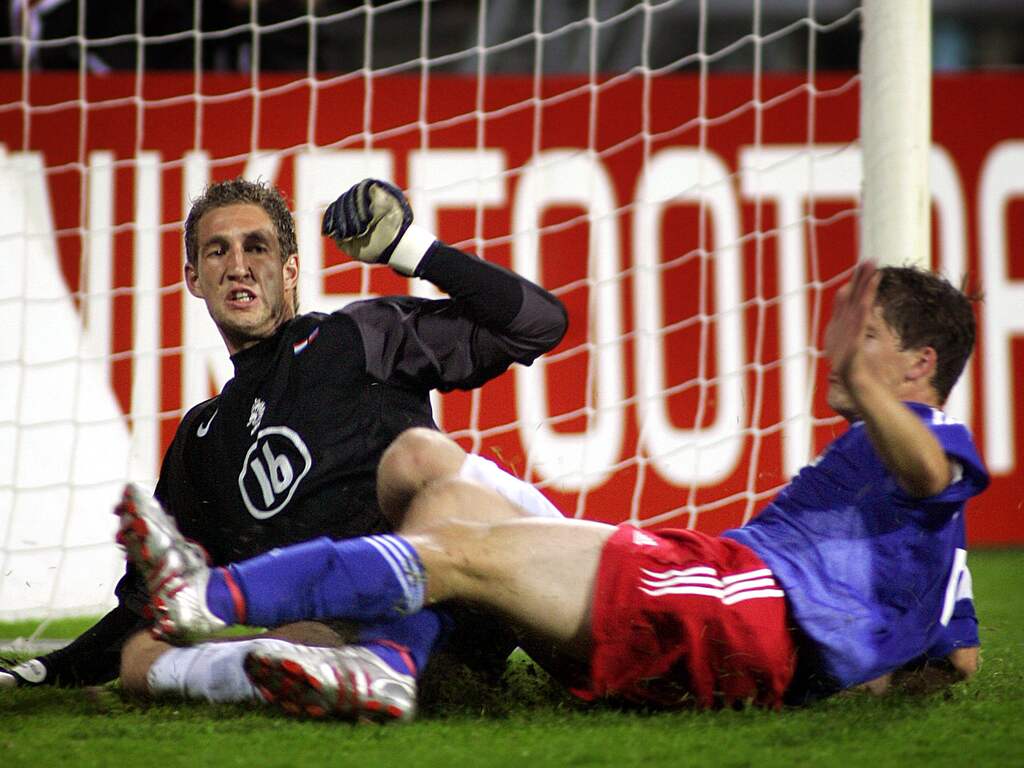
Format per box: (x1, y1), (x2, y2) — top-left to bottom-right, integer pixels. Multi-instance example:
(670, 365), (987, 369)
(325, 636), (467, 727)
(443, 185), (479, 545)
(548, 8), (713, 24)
(1, 549), (1021, 768)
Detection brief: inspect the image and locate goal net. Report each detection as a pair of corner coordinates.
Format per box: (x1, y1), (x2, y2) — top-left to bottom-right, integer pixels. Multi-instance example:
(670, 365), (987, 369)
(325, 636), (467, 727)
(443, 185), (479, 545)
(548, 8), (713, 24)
(1, 1), (876, 625)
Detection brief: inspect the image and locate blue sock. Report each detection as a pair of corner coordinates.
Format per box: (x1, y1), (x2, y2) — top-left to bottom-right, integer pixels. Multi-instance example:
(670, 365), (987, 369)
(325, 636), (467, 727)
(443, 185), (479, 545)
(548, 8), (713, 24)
(357, 610), (451, 677)
(206, 567), (242, 624)
(203, 535), (426, 627)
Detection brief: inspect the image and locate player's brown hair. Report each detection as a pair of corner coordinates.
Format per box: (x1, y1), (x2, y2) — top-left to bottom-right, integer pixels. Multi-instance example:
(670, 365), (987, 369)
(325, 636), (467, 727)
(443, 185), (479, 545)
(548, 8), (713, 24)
(875, 266), (978, 404)
(183, 178), (298, 268)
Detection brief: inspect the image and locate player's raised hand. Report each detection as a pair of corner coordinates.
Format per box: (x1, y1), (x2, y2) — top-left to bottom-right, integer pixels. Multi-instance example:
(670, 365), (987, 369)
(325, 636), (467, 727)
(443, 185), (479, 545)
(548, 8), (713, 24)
(321, 179), (437, 276)
(824, 260), (881, 384)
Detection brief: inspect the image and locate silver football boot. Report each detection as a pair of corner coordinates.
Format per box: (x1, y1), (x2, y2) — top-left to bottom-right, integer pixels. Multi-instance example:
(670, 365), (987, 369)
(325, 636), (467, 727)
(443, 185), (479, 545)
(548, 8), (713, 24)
(244, 644), (418, 723)
(115, 482), (227, 642)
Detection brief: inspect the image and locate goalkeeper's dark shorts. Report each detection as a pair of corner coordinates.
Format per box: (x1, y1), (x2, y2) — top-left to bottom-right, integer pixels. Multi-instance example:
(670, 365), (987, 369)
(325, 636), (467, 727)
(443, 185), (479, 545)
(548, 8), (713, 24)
(574, 524), (796, 709)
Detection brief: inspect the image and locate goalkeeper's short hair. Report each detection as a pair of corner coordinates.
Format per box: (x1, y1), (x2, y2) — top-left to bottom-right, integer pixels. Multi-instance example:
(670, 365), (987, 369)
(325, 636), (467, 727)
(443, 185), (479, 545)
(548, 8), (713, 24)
(183, 178), (297, 268)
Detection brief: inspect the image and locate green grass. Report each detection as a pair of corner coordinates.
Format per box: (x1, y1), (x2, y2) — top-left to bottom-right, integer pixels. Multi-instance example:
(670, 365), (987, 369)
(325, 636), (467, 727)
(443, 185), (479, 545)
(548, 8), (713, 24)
(2, 550), (1022, 768)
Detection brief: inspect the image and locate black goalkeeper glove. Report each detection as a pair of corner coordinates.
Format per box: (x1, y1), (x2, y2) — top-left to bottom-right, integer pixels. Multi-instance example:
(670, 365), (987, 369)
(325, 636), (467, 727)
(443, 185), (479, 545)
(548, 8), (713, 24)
(0, 656), (50, 688)
(321, 178), (438, 276)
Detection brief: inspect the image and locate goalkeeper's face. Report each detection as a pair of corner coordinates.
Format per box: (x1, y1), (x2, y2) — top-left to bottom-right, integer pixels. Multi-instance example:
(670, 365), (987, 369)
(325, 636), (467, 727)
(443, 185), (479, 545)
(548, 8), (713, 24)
(187, 203), (299, 355)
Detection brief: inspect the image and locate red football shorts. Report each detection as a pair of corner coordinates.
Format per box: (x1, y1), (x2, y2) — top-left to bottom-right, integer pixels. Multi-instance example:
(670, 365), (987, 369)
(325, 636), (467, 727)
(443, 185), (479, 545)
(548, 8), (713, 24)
(575, 524), (796, 709)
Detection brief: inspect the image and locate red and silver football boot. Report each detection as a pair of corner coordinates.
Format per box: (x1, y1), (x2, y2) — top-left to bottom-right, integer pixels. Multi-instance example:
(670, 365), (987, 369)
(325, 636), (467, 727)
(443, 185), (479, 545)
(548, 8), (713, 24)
(115, 482), (227, 642)
(244, 643), (417, 723)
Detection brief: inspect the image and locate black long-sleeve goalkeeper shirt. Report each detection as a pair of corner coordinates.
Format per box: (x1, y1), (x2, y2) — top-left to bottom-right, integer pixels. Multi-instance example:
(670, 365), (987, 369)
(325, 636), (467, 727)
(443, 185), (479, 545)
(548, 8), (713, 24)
(33, 242), (567, 686)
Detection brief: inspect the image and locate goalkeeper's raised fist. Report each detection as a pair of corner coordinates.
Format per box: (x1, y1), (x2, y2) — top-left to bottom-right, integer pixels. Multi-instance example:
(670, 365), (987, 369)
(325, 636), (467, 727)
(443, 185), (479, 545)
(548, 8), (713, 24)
(321, 178), (437, 276)
(0, 657), (49, 688)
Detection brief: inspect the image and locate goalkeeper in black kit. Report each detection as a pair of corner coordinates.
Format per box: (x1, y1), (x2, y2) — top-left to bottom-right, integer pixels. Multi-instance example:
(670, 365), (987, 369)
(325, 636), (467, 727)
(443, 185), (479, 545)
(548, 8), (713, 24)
(0, 177), (567, 705)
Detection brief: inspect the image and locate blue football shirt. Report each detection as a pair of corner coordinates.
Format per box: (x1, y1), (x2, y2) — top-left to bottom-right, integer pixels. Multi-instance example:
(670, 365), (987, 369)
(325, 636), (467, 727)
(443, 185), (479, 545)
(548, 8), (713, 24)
(723, 402), (989, 693)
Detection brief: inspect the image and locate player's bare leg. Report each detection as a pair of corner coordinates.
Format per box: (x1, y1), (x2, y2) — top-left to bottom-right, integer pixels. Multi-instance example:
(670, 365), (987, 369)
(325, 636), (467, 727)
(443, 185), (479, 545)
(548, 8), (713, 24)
(376, 428), (468, 528)
(401, 478), (613, 659)
(119, 631), (171, 694)
(230, 479), (612, 720)
(242, 480), (611, 720)
(377, 427), (572, 678)
(378, 427), (562, 532)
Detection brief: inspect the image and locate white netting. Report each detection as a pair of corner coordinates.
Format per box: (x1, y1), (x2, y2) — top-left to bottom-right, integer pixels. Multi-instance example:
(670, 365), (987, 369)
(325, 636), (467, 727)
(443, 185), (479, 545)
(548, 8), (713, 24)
(0, 1), (869, 624)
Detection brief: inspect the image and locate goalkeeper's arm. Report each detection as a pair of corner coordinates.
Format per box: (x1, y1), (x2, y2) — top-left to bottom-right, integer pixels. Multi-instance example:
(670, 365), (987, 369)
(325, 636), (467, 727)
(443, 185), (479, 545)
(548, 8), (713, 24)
(1, 573), (149, 688)
(323, 178), (568, 362)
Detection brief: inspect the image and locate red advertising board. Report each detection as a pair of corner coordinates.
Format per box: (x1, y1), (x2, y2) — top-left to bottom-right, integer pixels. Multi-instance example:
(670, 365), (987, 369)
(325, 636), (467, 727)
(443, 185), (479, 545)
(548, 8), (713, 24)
(0, 72), (1021, 545)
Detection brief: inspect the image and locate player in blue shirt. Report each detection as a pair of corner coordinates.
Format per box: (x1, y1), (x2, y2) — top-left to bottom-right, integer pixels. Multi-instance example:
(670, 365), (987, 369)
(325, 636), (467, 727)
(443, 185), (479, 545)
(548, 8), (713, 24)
(724, 265), (986, 696)
(114, 260), (987, 718)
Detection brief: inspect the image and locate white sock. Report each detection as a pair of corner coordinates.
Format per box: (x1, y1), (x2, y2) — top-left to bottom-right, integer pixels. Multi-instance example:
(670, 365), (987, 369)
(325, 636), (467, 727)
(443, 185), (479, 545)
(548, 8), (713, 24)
(146, 638), (293, 703)
(458, 454), (563, 519)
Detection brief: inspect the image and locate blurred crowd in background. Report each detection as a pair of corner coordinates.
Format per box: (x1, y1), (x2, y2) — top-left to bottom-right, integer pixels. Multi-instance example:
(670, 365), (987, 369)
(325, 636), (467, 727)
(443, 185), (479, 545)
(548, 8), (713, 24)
(1, 0), (1022, 74)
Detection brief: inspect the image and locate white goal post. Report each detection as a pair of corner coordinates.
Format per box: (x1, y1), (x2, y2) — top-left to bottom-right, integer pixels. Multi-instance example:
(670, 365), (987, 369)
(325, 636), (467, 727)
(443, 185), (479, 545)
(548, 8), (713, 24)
(859, 0), (932, 269)
(0, 1), (925, 630)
